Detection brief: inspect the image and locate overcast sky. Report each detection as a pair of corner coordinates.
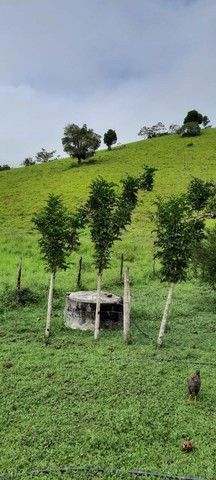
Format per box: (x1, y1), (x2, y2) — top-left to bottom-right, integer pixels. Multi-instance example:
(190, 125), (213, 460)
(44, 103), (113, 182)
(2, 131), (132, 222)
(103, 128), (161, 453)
(0, 0), (215, 167)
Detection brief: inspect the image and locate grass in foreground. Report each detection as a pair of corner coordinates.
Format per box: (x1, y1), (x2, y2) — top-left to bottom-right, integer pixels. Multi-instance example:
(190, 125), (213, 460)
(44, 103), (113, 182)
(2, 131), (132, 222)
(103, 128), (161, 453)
(0, 279), (216, 480)
(1, 129), (216, 479)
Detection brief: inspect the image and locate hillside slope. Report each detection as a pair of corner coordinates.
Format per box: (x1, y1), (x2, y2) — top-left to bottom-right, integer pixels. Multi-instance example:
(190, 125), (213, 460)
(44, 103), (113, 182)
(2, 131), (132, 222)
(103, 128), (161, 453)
(1, 130), (216, 480)
(0, 128), (216, 292)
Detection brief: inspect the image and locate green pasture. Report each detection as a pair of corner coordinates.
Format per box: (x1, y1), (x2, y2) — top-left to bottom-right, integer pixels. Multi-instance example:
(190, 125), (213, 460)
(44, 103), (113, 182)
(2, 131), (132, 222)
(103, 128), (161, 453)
(0, 129), (216, 479)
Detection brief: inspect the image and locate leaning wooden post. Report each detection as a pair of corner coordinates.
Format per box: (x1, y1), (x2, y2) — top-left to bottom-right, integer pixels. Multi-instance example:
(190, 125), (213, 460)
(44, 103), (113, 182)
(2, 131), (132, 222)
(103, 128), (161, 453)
(15, 256), (22, 331)
(157, 280), (175, 348)
(45, 271), (56, 337)
(77, 256), (83, 289)
(16, 256), (22, 299)
(123, 267), (131, 342)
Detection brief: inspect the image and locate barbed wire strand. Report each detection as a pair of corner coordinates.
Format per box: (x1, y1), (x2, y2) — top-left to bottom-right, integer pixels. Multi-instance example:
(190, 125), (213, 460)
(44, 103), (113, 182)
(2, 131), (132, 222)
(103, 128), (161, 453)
(0, 465), (208, 480)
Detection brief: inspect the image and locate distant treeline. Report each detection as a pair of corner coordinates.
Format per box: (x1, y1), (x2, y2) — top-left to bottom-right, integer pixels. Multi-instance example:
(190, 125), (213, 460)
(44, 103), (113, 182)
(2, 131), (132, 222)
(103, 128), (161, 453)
(0, 164), (11, 171)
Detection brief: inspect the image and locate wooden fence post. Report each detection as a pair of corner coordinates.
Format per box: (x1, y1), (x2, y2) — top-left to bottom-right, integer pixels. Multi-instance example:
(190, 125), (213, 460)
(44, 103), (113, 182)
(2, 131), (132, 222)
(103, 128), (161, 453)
(15, 256), (22, 331)
(123, 267), (131, 342)
(77, 256), (83, 289)
(16, 256), (22, 298)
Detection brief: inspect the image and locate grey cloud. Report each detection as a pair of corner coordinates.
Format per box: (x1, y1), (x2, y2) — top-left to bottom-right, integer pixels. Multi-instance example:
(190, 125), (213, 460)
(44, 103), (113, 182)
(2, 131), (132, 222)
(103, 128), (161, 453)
(0, 0), (215, 166)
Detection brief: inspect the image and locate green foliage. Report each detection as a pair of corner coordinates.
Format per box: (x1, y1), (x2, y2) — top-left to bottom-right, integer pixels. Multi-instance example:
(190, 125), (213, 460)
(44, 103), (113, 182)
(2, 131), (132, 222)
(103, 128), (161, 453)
(62, 123), (101, 165)
(0, 164), (10, 171)
(85, 167), (155, 273)
(85, 177), (121, 273)
(187, 177), (214, 211)
(168, 123), (180, 134)
(193, 225), (216, 289)
(103, 129), (117, 150)
(179, 122), (201, 137)
(22, 157), (35, 167)
(35, 148), (56, 163)
(1, 131), (216, 478)
(138, 122), (166, 139)
(32, 194), (81, 273)
(153, 195), (205, 282)
(202, 115), (210, 128)
(183, 110), (203, 125)
(138, 164), (157, 191)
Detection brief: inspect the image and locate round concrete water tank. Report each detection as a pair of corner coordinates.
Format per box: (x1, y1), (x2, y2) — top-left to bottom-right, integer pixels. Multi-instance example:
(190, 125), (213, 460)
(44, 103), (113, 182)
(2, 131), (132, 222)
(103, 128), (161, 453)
(64, 290), (123, 331)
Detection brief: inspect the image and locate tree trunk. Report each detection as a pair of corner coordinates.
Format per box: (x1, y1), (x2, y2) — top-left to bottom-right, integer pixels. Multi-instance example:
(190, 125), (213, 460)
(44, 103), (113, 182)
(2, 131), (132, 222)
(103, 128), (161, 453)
(94, 271), (102, 341)
(123, 267), (131, 342)
(157, 281), (175, 348)
(45, 270), (55, 337)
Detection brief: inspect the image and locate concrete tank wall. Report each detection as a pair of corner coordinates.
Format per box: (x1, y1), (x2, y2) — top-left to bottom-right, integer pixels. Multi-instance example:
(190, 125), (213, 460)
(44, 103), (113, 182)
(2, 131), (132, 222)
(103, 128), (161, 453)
(64, 291), (123, 331)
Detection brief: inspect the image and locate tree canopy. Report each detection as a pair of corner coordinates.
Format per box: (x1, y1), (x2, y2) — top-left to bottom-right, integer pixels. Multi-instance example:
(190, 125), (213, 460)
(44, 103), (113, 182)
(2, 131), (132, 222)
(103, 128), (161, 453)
(22, 157), (35, 167)
(179, 121), (201, 137)
(103, 129), (117, 150)
(0, 164), (11, 171)
(193, 226), (216, 289)
(35, 148), (56, 163)
(183, 110), (203, 125)
(62, 123), (101, 165)
(154, 194), (205, 283)
(138, 122), (166, 139)
(32, 194), (81, 274)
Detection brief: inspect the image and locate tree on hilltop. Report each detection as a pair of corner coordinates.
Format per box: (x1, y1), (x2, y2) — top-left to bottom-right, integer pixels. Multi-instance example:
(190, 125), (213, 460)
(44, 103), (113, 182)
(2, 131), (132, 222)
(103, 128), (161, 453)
(183, 110), (203, 125)
(202, 115), (211, 128)
(0, 164), (11, 171)
(168, 124), (180, 134)
(22, 157), (35, 167)
(62, 123), (101, 166)
(103, 129), (117, 150)
(138, 122), (166, 139)
(35, 148), (56, 163)
(179, 121), (201, 137)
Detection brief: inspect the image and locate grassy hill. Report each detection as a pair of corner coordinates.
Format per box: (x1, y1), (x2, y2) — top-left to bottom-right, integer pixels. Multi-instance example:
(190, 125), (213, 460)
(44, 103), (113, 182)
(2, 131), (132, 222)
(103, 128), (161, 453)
(0, 128), (216, 290)
(1, 129), (216, 479)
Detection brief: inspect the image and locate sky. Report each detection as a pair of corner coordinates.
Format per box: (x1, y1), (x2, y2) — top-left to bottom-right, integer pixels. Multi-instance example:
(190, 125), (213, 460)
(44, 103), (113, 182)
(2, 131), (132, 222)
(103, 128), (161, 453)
(0, 0), (215, 167)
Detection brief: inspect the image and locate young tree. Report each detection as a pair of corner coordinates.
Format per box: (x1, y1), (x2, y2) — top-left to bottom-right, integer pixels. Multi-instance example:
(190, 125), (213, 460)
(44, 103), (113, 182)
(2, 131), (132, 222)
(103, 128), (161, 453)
(103, 129), (117, 150)
(153, 195), (205, 347)
(35, 148), (56, 163)
(187, 178), (214, 211)
(85, 165), (156, 340)
(193, 225), (216, 289)
(33, 194), (82, 337)
(62, 123), (101, 166)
